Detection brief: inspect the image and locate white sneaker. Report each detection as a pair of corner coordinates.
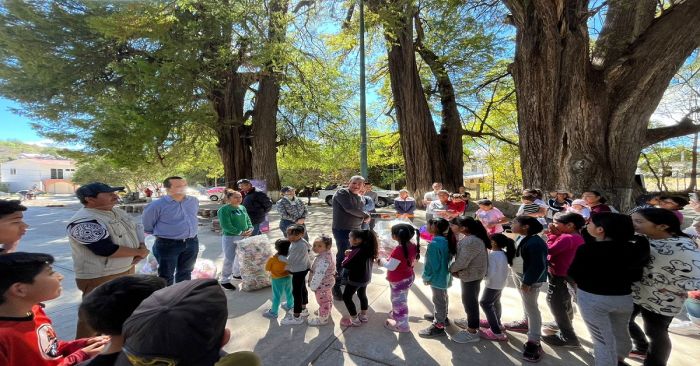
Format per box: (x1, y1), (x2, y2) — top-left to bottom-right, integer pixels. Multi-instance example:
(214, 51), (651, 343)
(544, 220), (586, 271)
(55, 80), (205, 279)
(307, 316), (329, 326)
(280, 314), (305, 325)
(299, 308), (310, 317)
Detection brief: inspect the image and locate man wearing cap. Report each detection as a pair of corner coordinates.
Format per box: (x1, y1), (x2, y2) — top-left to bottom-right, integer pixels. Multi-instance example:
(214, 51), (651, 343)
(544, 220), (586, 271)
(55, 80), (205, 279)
(115, 279), (262, 366)
(142, 176), (200, 286)
(67, 182), (150, 338)
(237, 179), (273, 236)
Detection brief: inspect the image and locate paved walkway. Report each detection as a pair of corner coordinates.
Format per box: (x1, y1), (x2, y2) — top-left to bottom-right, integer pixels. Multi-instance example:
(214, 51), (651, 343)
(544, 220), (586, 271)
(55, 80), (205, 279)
(18, 197), (700, 365)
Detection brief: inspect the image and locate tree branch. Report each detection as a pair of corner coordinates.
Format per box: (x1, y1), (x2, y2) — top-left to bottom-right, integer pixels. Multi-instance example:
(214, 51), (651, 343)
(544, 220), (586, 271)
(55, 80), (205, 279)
(591, 0), (656, 69)
(644, 108), (700, 147)
(606, 0), (700, 107)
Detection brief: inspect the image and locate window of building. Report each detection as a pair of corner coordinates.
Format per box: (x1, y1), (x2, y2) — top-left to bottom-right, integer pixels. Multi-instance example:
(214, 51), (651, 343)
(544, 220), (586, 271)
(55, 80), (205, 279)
(50, 168), (64, 179)
(10, 168), (16, 175)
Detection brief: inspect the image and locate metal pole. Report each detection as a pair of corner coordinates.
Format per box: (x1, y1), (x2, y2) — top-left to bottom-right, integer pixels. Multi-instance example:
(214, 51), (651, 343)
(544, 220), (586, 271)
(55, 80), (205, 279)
(359, 0), (368, 178)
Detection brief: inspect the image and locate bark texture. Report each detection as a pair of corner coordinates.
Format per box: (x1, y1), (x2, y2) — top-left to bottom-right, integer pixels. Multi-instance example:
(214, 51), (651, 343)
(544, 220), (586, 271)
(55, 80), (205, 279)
(503, 0), (700, 209)
(209, 72), (254, 188)
(251, 0), (288, 192)
(371, 1), (449, 201)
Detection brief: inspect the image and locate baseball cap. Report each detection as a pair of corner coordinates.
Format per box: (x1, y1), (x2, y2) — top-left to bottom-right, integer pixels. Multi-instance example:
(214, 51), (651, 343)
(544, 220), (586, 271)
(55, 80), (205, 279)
(280, 186), (294, 193)
(76, 182), (124, 200)
(236, 179), (251, 186)
(572, 199), (587, 206)
(116, 279), (228, 366)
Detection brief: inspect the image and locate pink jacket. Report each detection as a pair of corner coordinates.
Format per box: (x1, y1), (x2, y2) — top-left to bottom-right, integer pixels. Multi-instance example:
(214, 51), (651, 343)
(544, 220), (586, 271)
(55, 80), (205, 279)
(308, 251), (336, 291)
(546, 233), (584, 277)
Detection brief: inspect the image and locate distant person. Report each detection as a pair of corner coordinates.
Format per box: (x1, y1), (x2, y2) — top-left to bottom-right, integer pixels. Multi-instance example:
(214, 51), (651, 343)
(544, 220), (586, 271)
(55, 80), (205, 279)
(114, 279), (261, 366)
(0, 252), (108, 365)
(658, 195), (689, 224)
(423, 182), (443, 221)
(78, 275), (166, 366)
(276, 186), (308, 240)
(361, 183), (377, 230)
(237, 179), (273, 236)
(0, 200), (28, 254)
(475, 199), (508, 235)
(143, 187), (153, 198)
(67, 182), (149, 338)
(331, 176), (370, 300)
(546, 191), (572, 223)
(567, 199), (591, 221)
(582, 191), (612, 215)
(394, 189), (416, 221)
(628, 193), (660, 215)
(142, 177), (199, 286)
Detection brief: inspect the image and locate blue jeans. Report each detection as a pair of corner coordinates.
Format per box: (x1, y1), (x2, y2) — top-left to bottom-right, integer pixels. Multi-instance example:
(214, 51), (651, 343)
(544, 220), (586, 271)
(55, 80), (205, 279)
(332, 228), (352, 282)
(251, 223), (262, 236)
(220, 235), (242, 283)
(153, 236), (198, 286)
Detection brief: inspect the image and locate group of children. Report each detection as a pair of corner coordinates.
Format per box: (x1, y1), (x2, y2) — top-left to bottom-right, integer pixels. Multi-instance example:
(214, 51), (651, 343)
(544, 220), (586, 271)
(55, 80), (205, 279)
(259, 198), (700, 366)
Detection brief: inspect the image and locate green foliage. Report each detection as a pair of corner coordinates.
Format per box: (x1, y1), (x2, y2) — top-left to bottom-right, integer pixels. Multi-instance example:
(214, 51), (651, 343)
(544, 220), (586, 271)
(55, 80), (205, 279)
(0, 140), (61, 163)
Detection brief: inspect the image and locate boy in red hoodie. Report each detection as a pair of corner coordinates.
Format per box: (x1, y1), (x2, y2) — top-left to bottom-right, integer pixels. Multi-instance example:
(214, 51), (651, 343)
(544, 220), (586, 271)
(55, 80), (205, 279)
(0, 252), (107, 365)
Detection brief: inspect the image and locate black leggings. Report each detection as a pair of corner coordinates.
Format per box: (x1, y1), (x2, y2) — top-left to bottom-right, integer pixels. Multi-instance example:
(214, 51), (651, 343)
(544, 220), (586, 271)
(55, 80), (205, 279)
(343, 284), (368, 317)
(291, 270), (309, 314)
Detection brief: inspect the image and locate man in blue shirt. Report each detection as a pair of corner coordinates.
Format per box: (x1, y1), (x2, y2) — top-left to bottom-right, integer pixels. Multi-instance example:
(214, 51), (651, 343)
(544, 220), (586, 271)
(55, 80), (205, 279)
(142, 176), (200, 285)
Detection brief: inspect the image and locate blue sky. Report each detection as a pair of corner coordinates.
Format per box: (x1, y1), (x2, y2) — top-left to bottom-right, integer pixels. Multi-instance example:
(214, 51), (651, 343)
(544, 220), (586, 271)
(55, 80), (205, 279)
(0, 97), (45, 143)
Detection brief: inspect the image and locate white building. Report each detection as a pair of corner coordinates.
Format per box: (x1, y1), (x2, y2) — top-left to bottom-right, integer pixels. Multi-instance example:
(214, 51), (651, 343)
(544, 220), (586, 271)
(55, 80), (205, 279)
(0, 154), (78, 193)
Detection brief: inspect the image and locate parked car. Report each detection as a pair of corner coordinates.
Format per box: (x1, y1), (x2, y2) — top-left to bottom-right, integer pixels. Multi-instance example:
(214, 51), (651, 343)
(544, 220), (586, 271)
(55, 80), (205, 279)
(317, 186), (399, 208)
(206, 186), (227, 201)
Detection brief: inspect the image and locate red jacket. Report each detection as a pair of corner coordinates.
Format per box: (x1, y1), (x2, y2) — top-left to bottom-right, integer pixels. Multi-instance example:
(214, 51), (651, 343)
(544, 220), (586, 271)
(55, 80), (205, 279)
(546, 233), (585, 277)
(0, 304), (90, 366)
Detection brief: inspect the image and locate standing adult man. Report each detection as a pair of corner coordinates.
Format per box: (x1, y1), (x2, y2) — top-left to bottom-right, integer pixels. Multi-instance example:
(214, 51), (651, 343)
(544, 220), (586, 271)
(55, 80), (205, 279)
(237, 179), (273, 236)
(142, 176), (199, 286)
(67, 182), (149, 338)
(423, 182), (443, 221)
(331, 175), (370, 300)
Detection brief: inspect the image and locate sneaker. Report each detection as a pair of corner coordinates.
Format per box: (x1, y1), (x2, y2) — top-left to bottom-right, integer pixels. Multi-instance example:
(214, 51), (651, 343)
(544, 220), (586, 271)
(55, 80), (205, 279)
(340, 316), (361, 327)
(220, 282), (236, 290)
(358, 313), (369, 323)
(232, 275), (242, 280)
(332, 285), (343, 301)
(384, 319), (410, 333)
(541, 334), (581, 348)
(479, 328), (508, 341)
(299, 308), (310, 317)
(280, 314), (305, 325)
(451, 330), (480, 344)
(522, 341), (544, 363)
(542, 321), (559, 336)
(262, 309), (278, 319)
(281, 302), (292, 312)
(504, 319), (529, 333)
(423, 314), (451, 326)
(628, 349), (647, 361)
(479, 319), (506, 331)
(307, 316), (329, 326)
(418, 323), (446, 338)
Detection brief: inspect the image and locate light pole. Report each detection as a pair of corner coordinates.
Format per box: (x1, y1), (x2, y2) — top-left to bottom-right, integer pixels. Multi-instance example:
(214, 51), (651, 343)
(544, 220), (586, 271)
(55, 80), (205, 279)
(359, 0), (368, 178)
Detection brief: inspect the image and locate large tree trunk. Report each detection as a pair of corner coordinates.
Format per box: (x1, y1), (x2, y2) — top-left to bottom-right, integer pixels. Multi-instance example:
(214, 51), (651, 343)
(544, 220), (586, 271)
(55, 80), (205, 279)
(369, 1), (449, 203)
(414, 15), (464, 192)
(210, 73), (253, 188)
(504, 0), (700, 210)
(251, 0), (287, 193)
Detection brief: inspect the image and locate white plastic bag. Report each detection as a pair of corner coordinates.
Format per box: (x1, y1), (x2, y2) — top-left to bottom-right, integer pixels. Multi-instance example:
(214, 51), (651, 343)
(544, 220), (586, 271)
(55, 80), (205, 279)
(235, 235), (273, 291)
